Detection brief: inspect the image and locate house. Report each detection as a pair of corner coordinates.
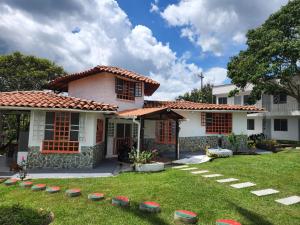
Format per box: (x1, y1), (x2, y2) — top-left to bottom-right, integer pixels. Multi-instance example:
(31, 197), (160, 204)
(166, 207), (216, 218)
(0, 66), (262, 169)
(213, 84), (300, 141)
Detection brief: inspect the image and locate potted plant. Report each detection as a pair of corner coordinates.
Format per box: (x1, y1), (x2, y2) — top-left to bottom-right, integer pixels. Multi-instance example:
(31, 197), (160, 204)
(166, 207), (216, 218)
(129, 149), (164, 172)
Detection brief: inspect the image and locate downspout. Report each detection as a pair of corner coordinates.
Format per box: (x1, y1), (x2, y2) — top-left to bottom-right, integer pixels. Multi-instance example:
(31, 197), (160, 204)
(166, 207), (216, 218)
(132, 116), (141, 157)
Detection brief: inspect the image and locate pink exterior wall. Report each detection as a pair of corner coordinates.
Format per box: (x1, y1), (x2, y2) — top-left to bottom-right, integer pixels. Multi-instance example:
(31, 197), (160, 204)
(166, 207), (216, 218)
(68, 72), (144, 111)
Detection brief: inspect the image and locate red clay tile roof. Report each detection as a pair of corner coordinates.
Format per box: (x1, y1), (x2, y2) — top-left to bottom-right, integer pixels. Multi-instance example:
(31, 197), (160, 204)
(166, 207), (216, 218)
(144, 100), (264, 112)
(118, 107), (185, 119)
(47, 65), (160, 96)
(0, 91), (117, 111)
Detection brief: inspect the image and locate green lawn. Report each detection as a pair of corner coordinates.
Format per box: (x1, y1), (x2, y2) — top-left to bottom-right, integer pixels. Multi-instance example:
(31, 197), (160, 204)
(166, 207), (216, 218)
(1, 150), (300, 225)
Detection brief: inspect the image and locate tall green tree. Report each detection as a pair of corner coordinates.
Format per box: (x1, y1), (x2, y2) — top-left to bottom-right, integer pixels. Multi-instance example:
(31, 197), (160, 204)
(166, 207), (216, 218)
(176, 83), (214, 103)
(0, 52), (65, 92)
(227, 0), (300, 104)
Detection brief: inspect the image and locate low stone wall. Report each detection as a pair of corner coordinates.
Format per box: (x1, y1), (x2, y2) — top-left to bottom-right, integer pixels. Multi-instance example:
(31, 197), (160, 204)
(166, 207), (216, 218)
(144, 135), (248, 154)
(27, 144), (105, 169)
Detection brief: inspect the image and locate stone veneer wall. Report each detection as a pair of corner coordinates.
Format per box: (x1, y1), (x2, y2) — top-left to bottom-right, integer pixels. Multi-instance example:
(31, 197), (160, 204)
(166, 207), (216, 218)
(27, 143), (105, 169)
(144, 135), (248, 153)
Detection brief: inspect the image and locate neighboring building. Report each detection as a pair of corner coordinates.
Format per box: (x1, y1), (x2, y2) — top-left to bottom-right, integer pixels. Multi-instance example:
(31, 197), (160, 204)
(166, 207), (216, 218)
(213, 84), (300, 141)
(0, 66), (262, 169)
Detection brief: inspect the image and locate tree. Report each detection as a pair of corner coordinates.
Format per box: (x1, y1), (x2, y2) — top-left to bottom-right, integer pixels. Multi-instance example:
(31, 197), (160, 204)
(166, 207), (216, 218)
(176, 83), (214, 103)
(227, 0), (300, 104)
(0, 52), (65, 92)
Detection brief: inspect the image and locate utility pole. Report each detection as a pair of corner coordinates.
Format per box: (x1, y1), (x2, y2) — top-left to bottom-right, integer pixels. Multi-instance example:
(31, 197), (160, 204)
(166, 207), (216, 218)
(198, 72), (204, 90)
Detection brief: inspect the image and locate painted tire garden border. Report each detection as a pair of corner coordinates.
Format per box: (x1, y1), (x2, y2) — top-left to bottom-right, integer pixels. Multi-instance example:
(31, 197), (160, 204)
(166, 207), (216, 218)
(20, 181), (33, 188)
(31, 184), (47, 191)
(88, 193), (105, 201)
(216, 219), (241, 225)
(174, 210), (198, 224)
(66, 189), (81, 197)
(139, 201), (161, 213)
(46, 186), (61, 194)
(112, 196), (130, 207)
(4, 178), (18, 186)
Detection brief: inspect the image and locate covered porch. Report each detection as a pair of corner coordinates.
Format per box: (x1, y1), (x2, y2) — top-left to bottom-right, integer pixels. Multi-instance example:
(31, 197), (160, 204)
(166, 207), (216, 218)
(115, 107), (185, 160)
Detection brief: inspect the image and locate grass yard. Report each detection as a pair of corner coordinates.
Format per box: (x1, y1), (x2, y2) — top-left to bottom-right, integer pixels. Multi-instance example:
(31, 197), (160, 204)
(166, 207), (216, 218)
(1, 150), (300, 225)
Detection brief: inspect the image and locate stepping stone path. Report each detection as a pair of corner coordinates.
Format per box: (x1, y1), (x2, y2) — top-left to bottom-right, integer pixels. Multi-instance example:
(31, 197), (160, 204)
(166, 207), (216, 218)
(275, 196), (300, 205)
(230, 182), (256, 189)
(180, 167), (198, 171)
(251, 188), (279, 196)
(112, 196), (130, 207)
(31, 184), (46, 191)
(88, 193), (105, 201)
(66, 189), (81, 197)
(216, 219), (241, 225)
(174, 210), (198, 224)
(202, 174), (223, 178)
(217, 178), (239, 183)
(4, 178), (18, 186)
(46, 186), (61, 194)
(139, 201), (161, 213)
(19, 181), (33, 188)
(191, 170), (209, 174)
(173, 165), (189, 169)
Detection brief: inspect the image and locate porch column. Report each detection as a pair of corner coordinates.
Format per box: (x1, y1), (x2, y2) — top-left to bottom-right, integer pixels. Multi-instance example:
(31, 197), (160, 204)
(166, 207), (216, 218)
(175, 120), (180, 160)
(140, 118), (145, 151)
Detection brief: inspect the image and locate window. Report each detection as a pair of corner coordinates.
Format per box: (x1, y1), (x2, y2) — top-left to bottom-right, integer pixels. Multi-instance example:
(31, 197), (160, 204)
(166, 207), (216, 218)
(247, 119), (255, 130)
(96, 119), (104, 143)
(274, 119), (288, 131)
(218, 97), (227, 104)
(243, 95), (251, 105)
(115, 77), (135, 101)
(273, 94), (287, 104)
(205, 113), (232, 134)
(135, 82), (142, 97)
(42, 112), (79, 153)
(156, 120), (176, 144)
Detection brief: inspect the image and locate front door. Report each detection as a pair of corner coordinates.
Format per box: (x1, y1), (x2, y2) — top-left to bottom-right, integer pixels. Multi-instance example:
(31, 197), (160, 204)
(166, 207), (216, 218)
(116, 124), (132, 157)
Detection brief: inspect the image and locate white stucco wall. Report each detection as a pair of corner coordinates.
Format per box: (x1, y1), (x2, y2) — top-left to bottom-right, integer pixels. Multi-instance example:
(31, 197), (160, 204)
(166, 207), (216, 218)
(232, 112), (247, 135)
(247, 117), (263, 136)
(68, 72), (144, 111)
(271, 116), (299, 141)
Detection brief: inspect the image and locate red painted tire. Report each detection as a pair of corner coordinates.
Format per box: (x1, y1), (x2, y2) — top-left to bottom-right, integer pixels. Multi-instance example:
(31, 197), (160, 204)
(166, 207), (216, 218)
(31, 184), (47, 191)
(139, 201), (161, 213)
(66, 189), (81, 197)
(88, 193), (105, 201)
(174, 210), (198, 224)
(19, 181), (33, 188)
(46, 186), (61, 194)
(4, 178), (18, 186)
(216, 219), (241, 225)
(112, 196), (130, 207)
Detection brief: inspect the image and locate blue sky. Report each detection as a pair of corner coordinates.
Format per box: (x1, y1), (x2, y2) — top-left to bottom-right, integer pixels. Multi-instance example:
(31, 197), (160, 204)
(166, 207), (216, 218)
(0, 0), (288, 99)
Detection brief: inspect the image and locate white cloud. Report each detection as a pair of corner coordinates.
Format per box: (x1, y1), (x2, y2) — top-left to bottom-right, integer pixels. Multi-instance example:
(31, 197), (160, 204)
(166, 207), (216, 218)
(150, 2), (159, 14)
(161, 0), (288, 56)
(0, 0), (228, 100)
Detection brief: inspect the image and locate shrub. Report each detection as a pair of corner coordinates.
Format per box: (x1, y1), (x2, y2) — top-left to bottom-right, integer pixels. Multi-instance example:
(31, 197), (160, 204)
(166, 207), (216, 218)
(129, 149), (158, 165)
(256, 139), (277, 151)
(227, 133), (240, 152)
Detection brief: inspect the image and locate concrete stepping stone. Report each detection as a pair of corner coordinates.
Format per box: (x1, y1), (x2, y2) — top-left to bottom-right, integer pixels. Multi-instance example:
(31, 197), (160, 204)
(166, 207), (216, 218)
(88, 193), (105, 201)
(139, 201), (161, 213)
(172, 165), (189, 169)
(31, 184), (46, 191)
(19, 181), (33, 188)
(180, 167), (198, 171)
(230, 182), (256, 189)
(191, 170), (209, 174)
(174, 210), (198, 224)
(46, 186), (61, 194)
(112, 196), (130, 207)
(217, 178), (239, 183)
(216, 219), (241, 225)
(202, 174), (223, 178)
(275, 196), (300, 205)
(66, 189), (81, 197)
(251, 188), (279, 196)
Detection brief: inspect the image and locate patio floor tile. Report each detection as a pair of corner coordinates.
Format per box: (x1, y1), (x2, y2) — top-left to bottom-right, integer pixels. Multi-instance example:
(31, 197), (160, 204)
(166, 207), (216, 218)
(172, 165), (189, 169)
(275, 196), (300, 205)
(216, 178), (239, 183)
(191, 170), (209, 174)
(230, 182), (256, 189)
(251, 188), (279, 196)
(202, 174), (223, 178)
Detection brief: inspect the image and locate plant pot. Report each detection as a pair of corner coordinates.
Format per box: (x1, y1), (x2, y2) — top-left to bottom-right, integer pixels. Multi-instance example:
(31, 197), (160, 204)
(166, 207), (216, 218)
(135, 162), (164, 172)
